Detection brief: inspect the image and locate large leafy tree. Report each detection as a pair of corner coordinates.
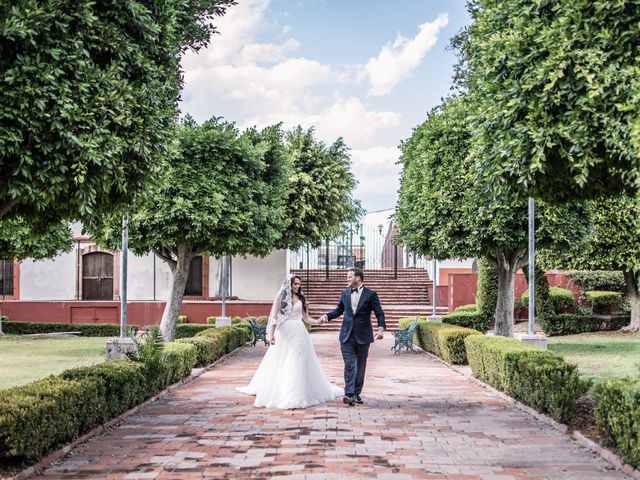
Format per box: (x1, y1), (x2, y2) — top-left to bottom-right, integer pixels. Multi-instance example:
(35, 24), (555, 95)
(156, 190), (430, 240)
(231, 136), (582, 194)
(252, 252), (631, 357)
(541, 195), (640, 332)
(278, 127), (362, 249)
(90, 117), (289, 341)
(0, 217), (72, 261)
(396, 96), (588, 336)
(0, 0), (234, 229)
(465, 0), (640, 201)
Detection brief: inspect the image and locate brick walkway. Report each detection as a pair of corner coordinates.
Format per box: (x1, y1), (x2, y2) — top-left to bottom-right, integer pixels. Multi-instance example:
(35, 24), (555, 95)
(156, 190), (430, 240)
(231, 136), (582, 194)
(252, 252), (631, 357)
(41, 333), (631, 479)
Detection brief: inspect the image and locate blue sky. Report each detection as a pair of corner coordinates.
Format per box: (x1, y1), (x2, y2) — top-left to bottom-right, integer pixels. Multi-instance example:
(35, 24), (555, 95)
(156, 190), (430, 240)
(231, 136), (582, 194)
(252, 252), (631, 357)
(180, 0), (471, 213)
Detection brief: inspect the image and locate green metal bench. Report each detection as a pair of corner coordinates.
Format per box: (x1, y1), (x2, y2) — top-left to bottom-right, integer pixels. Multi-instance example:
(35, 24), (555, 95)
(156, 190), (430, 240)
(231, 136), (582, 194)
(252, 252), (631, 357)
(249, 318), (269, 346)
(391, 318), (419, 354)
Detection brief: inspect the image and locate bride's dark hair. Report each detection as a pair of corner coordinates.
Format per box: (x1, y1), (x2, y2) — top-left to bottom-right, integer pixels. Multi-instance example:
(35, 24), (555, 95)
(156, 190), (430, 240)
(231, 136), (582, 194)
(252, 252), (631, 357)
(292, 275), (308, 312)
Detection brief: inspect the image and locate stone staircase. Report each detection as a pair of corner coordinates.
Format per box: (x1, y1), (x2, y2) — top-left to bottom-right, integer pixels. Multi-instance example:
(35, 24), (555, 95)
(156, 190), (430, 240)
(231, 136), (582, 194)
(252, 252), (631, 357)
(291, 268), (449, 332)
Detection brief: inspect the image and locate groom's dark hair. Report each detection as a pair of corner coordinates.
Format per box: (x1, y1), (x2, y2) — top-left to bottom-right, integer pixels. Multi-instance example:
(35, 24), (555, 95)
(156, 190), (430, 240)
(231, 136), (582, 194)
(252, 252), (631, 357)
(350, 267), (364, 282)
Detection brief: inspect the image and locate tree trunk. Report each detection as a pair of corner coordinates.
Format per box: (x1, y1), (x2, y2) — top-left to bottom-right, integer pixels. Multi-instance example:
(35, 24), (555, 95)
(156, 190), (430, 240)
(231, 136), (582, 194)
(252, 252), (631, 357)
(159, 244), (194, 341)
(622, 270), (640, 333)
(492, 250), (527, 337)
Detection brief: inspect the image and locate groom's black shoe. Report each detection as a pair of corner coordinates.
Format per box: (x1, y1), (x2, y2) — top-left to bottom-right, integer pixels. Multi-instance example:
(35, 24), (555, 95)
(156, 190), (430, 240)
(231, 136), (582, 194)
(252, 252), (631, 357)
(343, 394), (356, 406)
(354, 394), (363, 405)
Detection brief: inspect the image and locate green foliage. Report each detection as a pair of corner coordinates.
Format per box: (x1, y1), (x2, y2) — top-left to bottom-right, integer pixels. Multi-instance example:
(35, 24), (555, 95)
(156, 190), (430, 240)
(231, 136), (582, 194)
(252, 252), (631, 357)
(60, 360), (147, 419)
(465, 335), (586, 422)
(443, 311), (493, 332)
(565, 271), (627, 294)
(2, 321), (123, 337)
(175, 324), (212, 338)
(206, 316), (217, 325)
(0, 331), (205, 462)
(521, 264), (553, 318)
(538, 314), (630, 337)
(278, 127), (362, 249)
(399, 317), (481, 365)
(464, 0), (640, 200)
(177, 315), (188, 325)
(476, 258), (498, 323)
(0, 376), (103, 461)
(519, 287), (574, 315)
(0, 217), (72, 260)
(585, 291), (622, 307)
(0, 0), (235, 226)
(594, 379), (640, 469)
(454, 304), (477, 312)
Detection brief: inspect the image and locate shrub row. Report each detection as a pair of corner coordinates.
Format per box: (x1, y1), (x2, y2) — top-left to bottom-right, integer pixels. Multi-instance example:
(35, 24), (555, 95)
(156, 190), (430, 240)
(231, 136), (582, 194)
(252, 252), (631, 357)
(585, 290), (622, 306)
(464, 335), (586, 422)
(519, 286), (575, 314)
(177, 324), (252, 367)
(538, 314), (630, 336)
(2, 321), (218, 339)
(0, 324), (251, 462)
(594, 379), (640, 469)
(0, 342), (196, 462)
(399, 317), (481, 364)
(453, 304), (477, 312)
(565, 270), (626, 294)
(443, 311), (493, 332)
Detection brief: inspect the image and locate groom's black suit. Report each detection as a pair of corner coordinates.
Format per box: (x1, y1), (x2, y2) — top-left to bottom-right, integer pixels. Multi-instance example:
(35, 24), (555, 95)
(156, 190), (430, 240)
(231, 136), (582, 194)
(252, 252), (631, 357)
(325, 286), (385, 397)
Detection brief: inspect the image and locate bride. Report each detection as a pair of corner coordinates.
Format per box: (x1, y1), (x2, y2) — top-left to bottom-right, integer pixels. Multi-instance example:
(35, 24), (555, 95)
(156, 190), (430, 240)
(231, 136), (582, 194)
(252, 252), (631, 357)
(237, 274), (342, 409)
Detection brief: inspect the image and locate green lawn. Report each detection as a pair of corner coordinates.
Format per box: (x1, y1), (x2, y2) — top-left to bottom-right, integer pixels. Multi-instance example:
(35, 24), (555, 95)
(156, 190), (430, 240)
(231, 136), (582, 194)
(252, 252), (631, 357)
(0, 335), (107, 391)
(548, 331), (640, 385)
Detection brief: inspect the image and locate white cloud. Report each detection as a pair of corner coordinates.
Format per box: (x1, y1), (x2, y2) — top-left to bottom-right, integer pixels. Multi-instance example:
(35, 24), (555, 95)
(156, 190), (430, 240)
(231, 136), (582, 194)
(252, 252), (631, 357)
(350, 146), (402, 212)
(364, 13), (449, 96)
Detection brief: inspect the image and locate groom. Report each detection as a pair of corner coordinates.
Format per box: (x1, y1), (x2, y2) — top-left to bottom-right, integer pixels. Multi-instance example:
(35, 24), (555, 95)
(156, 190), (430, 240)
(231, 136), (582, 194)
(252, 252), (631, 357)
(320, 267), (385, 406)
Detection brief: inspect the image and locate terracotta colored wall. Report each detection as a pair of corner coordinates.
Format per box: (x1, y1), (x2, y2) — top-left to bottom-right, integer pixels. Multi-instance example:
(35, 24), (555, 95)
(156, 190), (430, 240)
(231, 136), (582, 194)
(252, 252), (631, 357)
(426, 284), (449, 307)
(0, 301), (272, 326)
(447, 272), (576, 312)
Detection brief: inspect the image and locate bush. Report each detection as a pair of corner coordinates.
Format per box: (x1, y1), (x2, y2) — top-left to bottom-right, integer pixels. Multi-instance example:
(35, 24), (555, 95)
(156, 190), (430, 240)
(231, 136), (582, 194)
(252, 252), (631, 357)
(464, 335), (586, 422)
(176, 336), (225, 367)
(175, 324), (212, 339)
(206, 316), (216, 325)
(476, 258), (498, 323)
(565, 270), (626, 294)
(454, 304), (477, 312)
(398, 317), (481, 364)
(443, 311), (493, 332)
(3, 321), (122, 337)
(539, 313), (630, 336)
(585, 290), (622, 307)
(177, 315), (188, 325)
(60, 360), (148, 419)
(519, 286), (574, 314)
(594, 379), (640, 469)
(0, 377), (103, 461)
(162, 342), (198, 386)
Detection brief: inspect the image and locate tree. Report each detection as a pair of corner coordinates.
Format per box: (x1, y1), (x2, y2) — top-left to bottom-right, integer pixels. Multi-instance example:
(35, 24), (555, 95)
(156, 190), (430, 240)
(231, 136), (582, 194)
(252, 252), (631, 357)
(396, 96), (588, 336)
(0, 216), (72, 261)
(0, 0), (235, 227)
(90, 117), (289, 341)
(541, 194), (640, 332)
(464, 0), (640, 201)
(277, 127), (362, 250)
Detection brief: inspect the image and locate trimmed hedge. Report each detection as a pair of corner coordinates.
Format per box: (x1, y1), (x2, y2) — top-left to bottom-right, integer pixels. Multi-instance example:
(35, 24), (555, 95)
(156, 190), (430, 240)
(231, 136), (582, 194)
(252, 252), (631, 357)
(464, 335), (586, 422)
(0, 324), (251, 462)
(520, 286), (574, 314)
(0, 341), (197, 462)
(594, 379), (640, 469)
(565, 270), (626, 294)
(175, 324), (212, 338)
(3, 321), (245, 339)
(585, 290), (622, 306)
(443, 311), (493, 332)
(538, 313), (630, 336)
(398, 317), (481, 364)
(476, 258), (498, 322)
(3, 321), (124, 336)
(454, 304), (477, 312)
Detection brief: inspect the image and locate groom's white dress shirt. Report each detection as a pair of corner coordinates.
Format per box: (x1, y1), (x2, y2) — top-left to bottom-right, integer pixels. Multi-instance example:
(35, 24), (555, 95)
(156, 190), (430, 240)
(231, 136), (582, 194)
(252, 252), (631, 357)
(350, 285), (364, 313)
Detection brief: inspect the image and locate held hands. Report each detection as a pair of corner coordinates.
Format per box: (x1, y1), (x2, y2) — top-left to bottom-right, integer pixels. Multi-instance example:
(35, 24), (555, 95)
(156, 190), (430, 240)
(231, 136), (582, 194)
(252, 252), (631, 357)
(374, 327), (384, 341)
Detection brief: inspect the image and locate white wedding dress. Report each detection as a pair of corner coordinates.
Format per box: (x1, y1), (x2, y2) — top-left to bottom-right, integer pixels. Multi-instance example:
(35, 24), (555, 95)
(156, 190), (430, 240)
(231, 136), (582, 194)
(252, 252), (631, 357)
(237, 301), (342, 409)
